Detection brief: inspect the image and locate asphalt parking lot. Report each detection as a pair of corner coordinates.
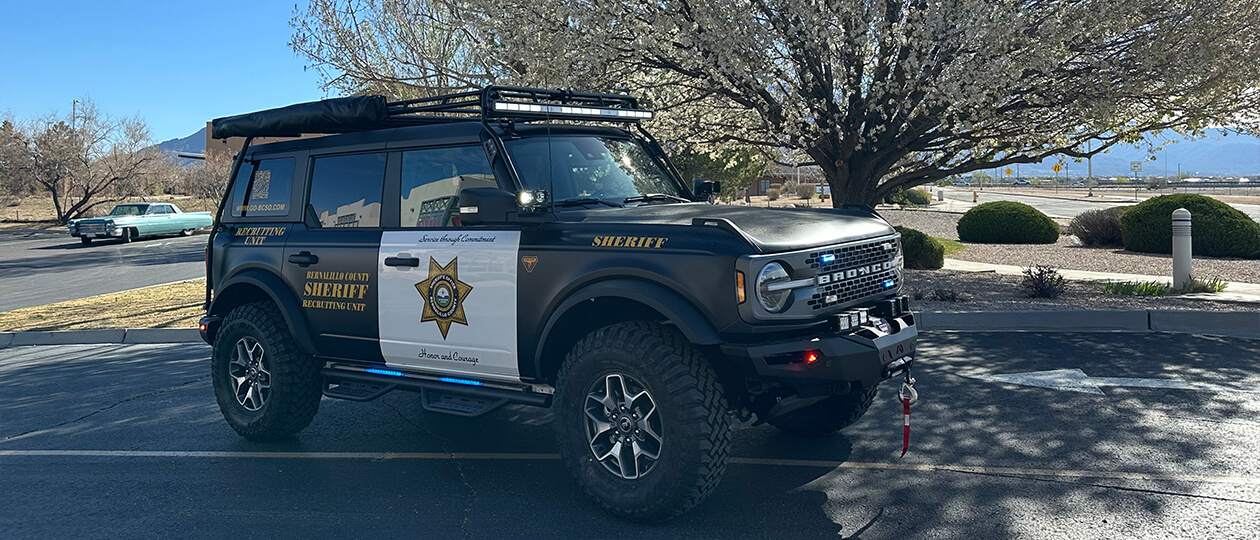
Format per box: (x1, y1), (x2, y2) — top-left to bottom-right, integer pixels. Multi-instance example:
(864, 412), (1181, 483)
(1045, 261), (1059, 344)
(2, 331), (1258, 539)
(0, 230), (208, 311)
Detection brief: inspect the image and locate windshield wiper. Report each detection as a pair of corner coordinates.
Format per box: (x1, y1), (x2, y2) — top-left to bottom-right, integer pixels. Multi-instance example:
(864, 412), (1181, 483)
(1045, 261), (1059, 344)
(622, 193), (691, 204)
(553, 197), (625, 208)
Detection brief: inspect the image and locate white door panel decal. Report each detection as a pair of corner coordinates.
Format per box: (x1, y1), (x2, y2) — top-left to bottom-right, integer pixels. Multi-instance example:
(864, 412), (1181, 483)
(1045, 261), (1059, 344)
(378, 231), (520, 382)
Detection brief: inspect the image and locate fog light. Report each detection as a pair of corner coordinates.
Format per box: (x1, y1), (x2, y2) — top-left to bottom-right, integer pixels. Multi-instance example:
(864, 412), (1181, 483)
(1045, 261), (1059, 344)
(857, 308), (869, 324)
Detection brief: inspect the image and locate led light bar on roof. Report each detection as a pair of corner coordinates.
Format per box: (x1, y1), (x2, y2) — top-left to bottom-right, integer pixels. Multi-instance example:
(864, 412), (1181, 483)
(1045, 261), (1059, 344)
(492, 101), (654, 119)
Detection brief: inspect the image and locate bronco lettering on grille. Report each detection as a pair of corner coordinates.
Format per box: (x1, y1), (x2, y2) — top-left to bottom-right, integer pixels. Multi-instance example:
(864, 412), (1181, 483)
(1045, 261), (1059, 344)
(815, 261), (893, 285)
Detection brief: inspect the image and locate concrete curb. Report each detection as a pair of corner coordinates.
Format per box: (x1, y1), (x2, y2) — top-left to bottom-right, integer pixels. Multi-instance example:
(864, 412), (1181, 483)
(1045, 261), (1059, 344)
(1149, 310), (1260, 339)
(8, 329), (127, 346)
(918, 310), (1150, 332)
(2, 308), (1259, 348)
(0, 328), (201, 348)
(121, 328), (202, 344)
(920, 309), (1260, 339)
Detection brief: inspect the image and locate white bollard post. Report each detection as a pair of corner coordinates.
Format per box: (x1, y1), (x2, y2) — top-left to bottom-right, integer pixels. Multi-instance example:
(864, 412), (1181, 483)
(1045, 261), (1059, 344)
(1172, 208), (1192, 290)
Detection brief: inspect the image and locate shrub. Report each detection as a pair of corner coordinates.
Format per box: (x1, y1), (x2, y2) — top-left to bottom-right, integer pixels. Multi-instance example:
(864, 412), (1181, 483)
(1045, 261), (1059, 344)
(886, 188), (932, 207)
(766, 188), (780, 201)
(1069, 206), (1127, 246)
(795, 184), (816, 199)
(894, 226), (945, 270)
(1020, 265), (1066, 298)
(957, 201), (1060, 244)
(1120, 194), (1260, 258)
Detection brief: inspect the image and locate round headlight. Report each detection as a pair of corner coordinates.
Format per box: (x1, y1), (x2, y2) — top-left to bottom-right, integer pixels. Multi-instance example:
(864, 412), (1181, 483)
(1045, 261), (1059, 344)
(755, 262), (792, 312)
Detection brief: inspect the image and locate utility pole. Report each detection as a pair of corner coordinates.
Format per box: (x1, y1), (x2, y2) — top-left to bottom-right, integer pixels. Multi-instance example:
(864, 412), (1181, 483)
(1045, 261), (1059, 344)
(1087, 140), (1094, 197)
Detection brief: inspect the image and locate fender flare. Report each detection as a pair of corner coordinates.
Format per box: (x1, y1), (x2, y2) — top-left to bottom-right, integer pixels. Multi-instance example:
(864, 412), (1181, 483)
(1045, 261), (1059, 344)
(534, 279), (722, 374)
(210, 268), (318, 355)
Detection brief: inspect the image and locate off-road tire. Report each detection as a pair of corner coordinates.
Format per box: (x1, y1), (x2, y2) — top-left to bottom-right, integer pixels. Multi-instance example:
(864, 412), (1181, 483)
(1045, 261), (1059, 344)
(80, 237), (91, 245)
(768, 384), (878, 437)
(553, 321), (730, 523)
(212, 302), (321, 441)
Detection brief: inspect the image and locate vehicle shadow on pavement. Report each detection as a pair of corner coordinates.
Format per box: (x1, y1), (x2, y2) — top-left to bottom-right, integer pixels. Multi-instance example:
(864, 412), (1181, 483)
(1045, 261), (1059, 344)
(828, 331), (1260, 537)
(0, 239), (204, 278)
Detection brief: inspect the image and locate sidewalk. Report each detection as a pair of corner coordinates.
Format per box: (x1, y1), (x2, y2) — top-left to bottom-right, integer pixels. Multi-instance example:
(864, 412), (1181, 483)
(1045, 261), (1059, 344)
(943, 258), (1260, 304)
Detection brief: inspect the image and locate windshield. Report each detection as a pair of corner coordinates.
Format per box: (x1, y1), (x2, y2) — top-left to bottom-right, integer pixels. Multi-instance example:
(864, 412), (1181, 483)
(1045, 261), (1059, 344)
(504, 136), (685, 204)
(109, 205), (146, 216)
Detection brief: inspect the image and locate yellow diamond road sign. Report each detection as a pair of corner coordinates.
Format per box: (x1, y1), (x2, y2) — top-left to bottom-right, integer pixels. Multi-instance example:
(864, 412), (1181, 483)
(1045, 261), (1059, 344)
(1052, 163), (1062, 173)
(1004, 168), (1013, 176)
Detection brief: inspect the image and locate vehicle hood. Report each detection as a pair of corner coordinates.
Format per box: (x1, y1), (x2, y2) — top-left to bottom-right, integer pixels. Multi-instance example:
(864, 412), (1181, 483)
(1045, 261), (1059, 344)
(571, 203), (895, 253)
(74, 216), (140, 224)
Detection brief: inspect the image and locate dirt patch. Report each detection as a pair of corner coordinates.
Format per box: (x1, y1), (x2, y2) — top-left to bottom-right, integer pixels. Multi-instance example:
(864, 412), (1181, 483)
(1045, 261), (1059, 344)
(0, 280), (204, 332)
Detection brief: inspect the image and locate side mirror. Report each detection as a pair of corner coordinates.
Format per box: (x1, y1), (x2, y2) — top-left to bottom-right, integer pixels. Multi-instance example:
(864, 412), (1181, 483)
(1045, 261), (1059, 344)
(458, 188), (516, 226)
(692, 179), (722, 203)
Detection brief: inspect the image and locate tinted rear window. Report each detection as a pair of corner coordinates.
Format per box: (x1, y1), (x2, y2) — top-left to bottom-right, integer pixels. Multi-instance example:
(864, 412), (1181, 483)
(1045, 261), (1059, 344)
(307, 153), (386, 228)
(230, 158), (295, 218)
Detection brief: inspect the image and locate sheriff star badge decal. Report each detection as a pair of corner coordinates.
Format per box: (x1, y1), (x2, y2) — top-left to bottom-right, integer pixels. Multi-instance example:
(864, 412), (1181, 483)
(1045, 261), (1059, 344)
(414, 257), (473, 339)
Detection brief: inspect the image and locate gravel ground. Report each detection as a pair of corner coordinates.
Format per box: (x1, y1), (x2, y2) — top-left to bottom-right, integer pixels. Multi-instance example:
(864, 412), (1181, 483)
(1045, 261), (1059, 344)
(883, 209), (1260, 284)
(903, 269), (1251, 312)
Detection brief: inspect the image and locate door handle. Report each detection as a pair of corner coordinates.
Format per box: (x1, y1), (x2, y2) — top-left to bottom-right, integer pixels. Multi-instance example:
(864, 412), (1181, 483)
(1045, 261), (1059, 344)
(288, 252), (319, 266)
(384, 256), (420, 267)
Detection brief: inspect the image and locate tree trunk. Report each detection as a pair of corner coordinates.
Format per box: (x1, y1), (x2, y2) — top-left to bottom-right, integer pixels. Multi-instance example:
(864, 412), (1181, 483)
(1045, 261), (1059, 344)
(808, 145), (883, 207)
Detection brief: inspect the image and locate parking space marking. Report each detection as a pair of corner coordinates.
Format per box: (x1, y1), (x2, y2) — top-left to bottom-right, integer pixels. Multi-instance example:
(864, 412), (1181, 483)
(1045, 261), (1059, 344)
(2, 450), (1256, 485)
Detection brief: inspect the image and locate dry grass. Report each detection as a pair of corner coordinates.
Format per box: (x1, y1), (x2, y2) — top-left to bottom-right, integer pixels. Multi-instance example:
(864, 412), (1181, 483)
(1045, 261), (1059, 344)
(0, 280), (205, 332)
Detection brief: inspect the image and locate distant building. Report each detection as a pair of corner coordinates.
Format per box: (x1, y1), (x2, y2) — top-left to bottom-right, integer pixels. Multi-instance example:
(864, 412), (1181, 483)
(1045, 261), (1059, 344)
(320, 199), (381, 228)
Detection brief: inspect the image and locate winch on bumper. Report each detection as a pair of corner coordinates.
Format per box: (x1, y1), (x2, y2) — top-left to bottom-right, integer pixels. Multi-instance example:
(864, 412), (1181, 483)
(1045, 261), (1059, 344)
(721, 296), (916, 390)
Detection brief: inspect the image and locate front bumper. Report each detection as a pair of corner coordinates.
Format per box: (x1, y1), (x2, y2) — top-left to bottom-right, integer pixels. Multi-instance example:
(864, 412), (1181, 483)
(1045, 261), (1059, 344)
(721, 308), (916, 390)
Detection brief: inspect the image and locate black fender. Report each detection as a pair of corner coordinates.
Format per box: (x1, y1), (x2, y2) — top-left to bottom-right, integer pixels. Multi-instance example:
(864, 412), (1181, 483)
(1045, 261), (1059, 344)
(209, 268), (318, 355)
(533, 278), (722, 377)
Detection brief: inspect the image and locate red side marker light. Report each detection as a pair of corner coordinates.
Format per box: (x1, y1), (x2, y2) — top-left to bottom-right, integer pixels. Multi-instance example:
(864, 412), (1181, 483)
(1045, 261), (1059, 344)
(804, 351), (821, 364)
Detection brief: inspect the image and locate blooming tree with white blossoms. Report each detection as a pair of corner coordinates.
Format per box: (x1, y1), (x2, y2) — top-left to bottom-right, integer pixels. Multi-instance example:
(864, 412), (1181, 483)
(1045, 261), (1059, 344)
(294, 0), (1260, 205)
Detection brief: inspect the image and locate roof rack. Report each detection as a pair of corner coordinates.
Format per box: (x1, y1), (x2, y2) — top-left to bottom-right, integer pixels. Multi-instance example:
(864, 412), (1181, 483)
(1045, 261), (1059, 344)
(211, 85), (654, 140)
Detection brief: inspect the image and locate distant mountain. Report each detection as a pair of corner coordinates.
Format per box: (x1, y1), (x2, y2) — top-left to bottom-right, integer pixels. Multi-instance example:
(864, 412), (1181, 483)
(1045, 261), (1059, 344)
(156, 127), (206, 155)
(1015, 129), (1260, 178)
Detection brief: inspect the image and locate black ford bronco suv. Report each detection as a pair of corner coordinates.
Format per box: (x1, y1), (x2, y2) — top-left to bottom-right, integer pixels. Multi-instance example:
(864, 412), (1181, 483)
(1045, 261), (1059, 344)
(201, 87), (917, 522)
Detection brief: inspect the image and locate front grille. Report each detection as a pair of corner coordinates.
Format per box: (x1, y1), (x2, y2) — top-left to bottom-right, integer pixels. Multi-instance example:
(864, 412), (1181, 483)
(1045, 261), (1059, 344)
(804, 237), (900, 310)
(806, 269), (899, 309)
(805, 238), (898, 272)
(80, 223), (106, 234)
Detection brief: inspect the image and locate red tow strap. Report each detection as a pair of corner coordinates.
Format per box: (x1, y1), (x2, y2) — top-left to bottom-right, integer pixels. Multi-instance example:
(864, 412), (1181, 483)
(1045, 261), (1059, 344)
(900, 396), (911, 458)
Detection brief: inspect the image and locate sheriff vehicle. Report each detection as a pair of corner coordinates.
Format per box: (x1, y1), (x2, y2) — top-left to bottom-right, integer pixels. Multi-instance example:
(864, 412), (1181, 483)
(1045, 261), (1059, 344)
(200, 87), (918, 522)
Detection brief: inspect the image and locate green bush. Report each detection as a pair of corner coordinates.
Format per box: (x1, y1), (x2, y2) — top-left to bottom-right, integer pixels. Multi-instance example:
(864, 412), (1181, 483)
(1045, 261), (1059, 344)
(894, 226), (944, 270)
(956, 201), (1059, 244)
(1069, 206), (1127, 246)
(886, 188), (932, 207)
(1120, 194), (1260, 258)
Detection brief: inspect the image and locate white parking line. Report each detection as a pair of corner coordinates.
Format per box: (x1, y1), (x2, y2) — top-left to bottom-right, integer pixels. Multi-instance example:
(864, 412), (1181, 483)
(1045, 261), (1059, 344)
(1, 450), (1255, 485)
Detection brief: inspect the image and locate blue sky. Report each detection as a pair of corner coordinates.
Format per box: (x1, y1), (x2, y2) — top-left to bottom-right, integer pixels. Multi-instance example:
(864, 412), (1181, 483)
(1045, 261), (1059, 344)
(0, 0), (328, 143)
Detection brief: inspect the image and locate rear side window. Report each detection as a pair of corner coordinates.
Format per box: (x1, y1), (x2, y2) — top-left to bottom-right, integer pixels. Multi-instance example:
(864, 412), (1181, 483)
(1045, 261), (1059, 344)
(307, 152), (386, 228)
(399, 146), (496, 228)
(230, 158), (295, 218)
